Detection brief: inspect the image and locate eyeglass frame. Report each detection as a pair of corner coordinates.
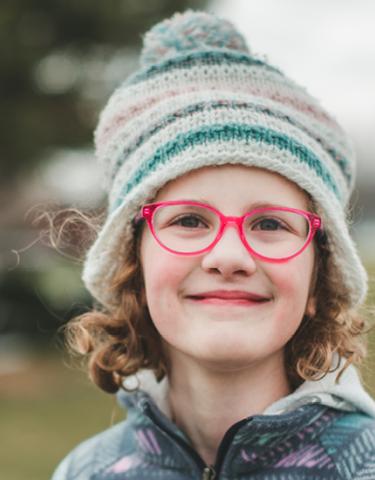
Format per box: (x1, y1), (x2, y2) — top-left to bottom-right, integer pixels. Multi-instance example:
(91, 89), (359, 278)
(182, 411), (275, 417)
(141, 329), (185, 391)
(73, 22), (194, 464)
(134, 200), (323, 263)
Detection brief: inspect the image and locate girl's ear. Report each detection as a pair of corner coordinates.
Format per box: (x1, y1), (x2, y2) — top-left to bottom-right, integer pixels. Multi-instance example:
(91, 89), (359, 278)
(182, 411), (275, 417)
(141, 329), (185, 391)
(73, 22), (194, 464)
(305, 296), (317, 318)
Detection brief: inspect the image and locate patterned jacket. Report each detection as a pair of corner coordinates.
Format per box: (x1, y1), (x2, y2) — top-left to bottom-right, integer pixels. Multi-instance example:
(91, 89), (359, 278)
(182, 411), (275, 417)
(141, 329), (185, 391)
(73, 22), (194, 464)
(52, 385), (375, 480)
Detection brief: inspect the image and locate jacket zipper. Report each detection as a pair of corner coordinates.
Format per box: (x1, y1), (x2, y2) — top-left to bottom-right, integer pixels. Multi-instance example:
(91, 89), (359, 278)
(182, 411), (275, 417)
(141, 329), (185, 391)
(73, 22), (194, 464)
(142, 401), (250, 479)
(210, 417), (249, 476)
(201, 465), (216, 479)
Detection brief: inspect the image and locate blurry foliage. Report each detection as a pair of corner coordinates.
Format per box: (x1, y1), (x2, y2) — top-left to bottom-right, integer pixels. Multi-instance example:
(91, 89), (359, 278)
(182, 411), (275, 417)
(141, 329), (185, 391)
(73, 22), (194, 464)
(1, 260), (90, 339)
(0, 0), (210, 184)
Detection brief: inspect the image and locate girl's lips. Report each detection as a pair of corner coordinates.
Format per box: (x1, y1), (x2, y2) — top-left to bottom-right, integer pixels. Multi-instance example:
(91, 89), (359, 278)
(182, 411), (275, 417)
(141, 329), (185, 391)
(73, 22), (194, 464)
(185, 291), (271, 307)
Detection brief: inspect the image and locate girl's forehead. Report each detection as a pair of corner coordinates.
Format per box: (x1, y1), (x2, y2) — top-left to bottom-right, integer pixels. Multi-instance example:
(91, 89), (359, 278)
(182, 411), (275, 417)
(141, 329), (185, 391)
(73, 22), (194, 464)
(154, 164), (310, 210)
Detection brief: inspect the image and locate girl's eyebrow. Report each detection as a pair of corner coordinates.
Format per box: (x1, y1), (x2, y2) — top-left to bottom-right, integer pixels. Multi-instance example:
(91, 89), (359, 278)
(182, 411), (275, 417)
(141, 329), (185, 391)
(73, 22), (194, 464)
(177, 197), (210, 204)
(177, 198), (289, 210)
(247, 201), (289, 210)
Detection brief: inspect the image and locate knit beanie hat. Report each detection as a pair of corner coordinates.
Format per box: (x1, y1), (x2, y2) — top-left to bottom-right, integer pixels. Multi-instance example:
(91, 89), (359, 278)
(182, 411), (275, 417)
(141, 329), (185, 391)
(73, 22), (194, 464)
(82, 10), (368, 310)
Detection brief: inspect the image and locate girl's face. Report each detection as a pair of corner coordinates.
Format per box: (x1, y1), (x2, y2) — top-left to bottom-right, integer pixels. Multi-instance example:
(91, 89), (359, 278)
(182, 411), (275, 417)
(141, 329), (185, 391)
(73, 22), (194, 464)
(140, 165), (316, 373)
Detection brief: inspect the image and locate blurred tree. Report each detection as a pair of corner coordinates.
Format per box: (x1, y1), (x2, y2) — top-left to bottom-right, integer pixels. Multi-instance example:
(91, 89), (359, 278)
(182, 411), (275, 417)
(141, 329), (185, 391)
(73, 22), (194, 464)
(0, 0), (210, 185)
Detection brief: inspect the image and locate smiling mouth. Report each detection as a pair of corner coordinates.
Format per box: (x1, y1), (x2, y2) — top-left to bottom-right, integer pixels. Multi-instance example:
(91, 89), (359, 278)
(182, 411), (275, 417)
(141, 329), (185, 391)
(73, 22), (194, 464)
(186, 291), (271, 306)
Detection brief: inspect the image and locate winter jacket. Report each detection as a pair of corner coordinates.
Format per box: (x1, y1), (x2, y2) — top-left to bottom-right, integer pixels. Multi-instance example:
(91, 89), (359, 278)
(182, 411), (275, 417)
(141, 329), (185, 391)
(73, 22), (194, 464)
(52, 362), (375, 479)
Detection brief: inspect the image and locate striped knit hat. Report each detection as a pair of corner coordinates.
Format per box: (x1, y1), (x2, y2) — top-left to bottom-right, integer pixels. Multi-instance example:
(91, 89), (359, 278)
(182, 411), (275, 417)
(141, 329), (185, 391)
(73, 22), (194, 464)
(82, 10), (367, 309)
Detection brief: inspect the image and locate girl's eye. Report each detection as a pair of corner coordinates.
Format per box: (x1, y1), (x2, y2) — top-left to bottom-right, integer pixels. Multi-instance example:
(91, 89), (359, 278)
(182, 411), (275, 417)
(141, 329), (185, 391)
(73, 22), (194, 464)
(171, 214), (208, 228)
(252, 217), (287, 231)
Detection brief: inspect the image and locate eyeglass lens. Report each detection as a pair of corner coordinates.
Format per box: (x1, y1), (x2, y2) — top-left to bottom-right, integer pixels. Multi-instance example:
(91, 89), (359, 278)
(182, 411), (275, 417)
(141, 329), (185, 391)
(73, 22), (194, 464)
(152, 204), (310, 259)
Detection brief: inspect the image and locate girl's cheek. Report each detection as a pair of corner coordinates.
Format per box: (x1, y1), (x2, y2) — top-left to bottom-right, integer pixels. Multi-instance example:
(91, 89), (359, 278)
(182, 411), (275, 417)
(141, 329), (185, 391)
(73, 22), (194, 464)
(143, 247), (190, 298)
(270, 260), (313, 301)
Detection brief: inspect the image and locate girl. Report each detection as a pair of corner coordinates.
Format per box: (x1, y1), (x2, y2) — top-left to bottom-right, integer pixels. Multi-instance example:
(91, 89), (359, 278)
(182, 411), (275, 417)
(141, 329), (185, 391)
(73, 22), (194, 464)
(53, 10), (375, 480)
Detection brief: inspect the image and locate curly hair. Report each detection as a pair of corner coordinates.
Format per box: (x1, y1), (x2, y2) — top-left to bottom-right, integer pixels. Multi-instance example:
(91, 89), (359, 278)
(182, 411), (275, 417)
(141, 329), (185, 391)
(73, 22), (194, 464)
(56, 199), (370, 395)
(284, 234), (368, 390)
(64, 219), (167, 393)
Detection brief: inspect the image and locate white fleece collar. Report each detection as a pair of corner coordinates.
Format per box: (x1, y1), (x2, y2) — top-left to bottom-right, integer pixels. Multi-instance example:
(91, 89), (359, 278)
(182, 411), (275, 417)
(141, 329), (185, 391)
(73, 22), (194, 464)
(264, 362), (375, 417)
(122, 357), (375, 419)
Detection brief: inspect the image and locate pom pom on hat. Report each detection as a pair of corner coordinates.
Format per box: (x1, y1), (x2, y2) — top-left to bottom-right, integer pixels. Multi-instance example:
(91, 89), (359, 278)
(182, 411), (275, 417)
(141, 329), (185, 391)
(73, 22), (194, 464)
(140, 9), (250, 67)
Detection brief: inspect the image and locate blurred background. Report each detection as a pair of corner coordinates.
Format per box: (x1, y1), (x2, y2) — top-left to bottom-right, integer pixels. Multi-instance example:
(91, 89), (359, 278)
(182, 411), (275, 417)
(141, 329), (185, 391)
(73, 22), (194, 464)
(1, 1), (374, 479)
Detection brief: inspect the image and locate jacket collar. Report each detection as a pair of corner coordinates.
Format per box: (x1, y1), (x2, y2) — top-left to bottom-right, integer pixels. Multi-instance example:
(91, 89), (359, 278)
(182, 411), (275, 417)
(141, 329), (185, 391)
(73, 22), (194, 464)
(117, 389), (342, 476)
(119, 355), (375, 420)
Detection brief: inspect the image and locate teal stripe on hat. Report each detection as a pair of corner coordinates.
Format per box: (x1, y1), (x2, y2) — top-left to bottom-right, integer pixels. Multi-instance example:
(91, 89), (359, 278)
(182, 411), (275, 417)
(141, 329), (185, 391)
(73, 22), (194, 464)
(110, 101), (350, 185)
(112, 124), (341, 212)
(126, 49), (282, 86)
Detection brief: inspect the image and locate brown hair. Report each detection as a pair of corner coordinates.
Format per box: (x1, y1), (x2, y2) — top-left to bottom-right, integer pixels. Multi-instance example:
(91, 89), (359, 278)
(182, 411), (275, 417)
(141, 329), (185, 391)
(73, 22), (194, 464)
(284, 233), (368, 390)
(63, 219), (168, 393)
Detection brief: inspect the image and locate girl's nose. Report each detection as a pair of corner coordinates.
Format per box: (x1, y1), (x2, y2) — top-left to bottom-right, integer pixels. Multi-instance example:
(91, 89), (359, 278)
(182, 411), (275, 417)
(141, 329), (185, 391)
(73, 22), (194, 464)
(200, 223), (257, 278)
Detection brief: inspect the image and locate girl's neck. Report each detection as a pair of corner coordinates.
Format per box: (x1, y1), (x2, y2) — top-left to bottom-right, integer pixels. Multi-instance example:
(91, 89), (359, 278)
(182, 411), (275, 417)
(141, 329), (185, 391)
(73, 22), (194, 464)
(167, 351), (291, 466)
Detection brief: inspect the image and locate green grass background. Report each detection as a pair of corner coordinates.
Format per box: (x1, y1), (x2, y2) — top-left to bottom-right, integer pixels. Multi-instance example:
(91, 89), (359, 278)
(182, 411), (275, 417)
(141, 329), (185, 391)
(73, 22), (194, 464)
(0, 352), (122, 480)
(1, 265), (374, 480)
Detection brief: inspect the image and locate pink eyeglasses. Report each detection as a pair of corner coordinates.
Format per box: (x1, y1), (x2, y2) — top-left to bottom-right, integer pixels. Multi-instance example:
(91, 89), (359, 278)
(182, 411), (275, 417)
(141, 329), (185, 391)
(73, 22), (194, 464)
(135, 200), (323, 262)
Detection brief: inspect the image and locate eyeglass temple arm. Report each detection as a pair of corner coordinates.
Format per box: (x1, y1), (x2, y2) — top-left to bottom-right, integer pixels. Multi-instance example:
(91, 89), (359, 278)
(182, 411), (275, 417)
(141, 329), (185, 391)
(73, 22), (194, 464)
(311, 215), (322, 230)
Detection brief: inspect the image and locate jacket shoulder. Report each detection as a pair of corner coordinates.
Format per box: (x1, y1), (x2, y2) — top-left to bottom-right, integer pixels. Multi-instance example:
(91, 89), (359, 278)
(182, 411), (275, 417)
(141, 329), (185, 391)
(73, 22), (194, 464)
(51, 418), (134, 480)
(320, 410), (375, 480)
